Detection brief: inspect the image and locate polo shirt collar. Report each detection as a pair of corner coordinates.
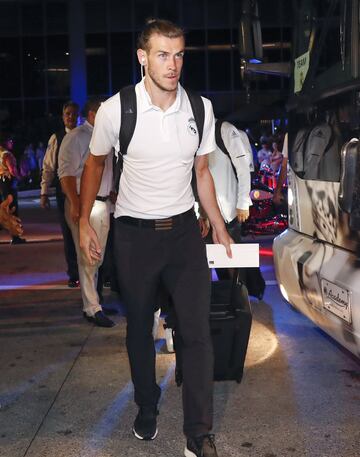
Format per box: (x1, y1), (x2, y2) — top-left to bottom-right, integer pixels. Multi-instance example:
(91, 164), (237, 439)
(83, 120), (93, 131)
(137, 77), (182, 114)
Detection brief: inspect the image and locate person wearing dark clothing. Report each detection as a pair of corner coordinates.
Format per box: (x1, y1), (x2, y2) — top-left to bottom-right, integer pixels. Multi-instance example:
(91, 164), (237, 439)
(40, 101), (80, 287)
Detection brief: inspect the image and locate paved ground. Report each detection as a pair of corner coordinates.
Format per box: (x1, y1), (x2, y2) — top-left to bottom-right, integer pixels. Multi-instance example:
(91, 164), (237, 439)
(0, 195), (359, 457)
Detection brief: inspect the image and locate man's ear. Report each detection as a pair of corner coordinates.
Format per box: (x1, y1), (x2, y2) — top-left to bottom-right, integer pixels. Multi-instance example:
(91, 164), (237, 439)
(136, 49), (147, 66)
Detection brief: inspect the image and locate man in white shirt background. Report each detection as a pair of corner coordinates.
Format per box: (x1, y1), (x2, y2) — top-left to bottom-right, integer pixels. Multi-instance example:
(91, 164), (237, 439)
(206, 120), (252, 241)
(40, 101), (80, 288)
(58, 99), (115, 328)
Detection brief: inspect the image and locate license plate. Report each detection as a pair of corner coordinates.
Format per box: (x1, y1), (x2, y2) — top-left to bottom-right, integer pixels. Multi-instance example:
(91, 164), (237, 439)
(321, 279), (352, 323)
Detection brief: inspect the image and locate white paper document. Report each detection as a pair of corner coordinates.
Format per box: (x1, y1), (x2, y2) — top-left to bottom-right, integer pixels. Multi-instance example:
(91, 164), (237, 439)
(206, 243), (259, 268)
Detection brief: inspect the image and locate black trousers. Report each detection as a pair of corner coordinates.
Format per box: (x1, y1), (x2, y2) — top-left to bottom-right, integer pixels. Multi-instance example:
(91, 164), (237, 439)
(114, 211), (213, 437)
(55, 188), (78, 281)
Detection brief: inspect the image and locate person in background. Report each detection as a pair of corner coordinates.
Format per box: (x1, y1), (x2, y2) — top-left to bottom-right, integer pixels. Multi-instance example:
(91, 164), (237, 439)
(257, 138), (272, 165)
(208, 120), (252, 241)
(36, 141), (45, 171)
(24, 143), (38, 186)
(273, 133), (288, 206)
(0, 135), (26, 244)
(58, 98), (115, 328)
(40, 101), (80, 288)
(269, 139), (283, 174)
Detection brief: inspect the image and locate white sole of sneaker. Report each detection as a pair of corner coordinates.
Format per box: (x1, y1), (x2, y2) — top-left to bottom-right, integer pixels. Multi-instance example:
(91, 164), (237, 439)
(184, 447), (197, 457)
(132, 427), (158, 441)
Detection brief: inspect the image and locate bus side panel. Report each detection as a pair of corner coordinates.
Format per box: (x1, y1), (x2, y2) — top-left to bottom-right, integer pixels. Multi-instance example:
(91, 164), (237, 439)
(274, 229), (360, 358)
(288, 168), (357, 252)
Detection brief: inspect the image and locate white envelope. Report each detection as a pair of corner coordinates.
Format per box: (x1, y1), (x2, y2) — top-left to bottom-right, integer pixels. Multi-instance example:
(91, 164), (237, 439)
(206, 243), (259, 268)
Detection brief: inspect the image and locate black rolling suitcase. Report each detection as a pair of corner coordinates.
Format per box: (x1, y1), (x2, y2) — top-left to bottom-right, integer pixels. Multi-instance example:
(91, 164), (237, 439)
(174, 269), (252, 385)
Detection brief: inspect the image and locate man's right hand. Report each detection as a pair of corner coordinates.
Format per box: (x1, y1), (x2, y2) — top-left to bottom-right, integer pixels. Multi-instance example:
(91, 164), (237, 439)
(198, 217), (210, 238)
(79, 218), (102, 265)
(40, 195), (50, 209)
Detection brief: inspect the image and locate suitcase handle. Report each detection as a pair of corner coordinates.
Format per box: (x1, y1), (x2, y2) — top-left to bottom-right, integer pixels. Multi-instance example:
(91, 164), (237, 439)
(230, 269), (252, 316)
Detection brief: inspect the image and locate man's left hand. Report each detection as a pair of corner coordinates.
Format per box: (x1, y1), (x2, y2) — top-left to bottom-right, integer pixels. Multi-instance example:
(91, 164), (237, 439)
(236, 208), (249, 223)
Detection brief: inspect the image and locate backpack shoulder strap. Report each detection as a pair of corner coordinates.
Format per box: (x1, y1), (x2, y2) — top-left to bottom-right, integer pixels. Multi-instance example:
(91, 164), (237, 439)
(119, 85), (137, 157)
(215, 119), (238, 181)
(184, 89), (204, 151)
(115, 85), (137, 192)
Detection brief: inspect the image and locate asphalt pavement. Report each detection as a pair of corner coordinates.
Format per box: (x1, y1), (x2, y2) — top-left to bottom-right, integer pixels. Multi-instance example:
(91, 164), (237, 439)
(0, 193), (359, 457)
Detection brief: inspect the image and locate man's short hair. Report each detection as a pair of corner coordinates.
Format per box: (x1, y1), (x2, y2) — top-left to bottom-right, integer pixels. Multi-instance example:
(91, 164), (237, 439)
(137, 18), (184, 52)
(83, 98), (103, 118)
(62, 100), (79, 113)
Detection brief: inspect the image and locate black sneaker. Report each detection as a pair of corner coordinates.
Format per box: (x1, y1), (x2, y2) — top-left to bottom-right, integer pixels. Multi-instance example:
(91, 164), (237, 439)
(132, 406), (159, 440)
(11, 236), (26, 245)
(184, 434), (218, 457)
(68, 278), (80, 288)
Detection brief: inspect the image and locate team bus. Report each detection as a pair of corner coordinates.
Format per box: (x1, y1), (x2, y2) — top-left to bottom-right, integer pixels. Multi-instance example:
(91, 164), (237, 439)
(273, 0), (360, 357)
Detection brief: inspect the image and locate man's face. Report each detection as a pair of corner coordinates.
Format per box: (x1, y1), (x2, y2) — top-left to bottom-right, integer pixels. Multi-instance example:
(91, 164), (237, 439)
(143, 33), (185, 93)
(62, 106), (78, 130)
(5, 139), (13, 151)
(88, 110), (97, 127)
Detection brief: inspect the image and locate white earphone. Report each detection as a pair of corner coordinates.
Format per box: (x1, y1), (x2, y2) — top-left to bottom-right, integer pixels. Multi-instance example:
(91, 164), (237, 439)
(140, 57), (145, 78)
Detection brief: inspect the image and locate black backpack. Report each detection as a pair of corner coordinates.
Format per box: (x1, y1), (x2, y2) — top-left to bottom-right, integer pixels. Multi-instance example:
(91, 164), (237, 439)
(114, 85), (205, 192)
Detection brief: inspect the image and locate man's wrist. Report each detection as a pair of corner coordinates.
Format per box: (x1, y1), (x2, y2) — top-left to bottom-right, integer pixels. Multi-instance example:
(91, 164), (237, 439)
(79, 216), (90, 224)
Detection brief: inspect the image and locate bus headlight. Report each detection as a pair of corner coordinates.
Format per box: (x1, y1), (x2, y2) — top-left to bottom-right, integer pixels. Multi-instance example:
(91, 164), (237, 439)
(279, 283), (289, 302)
(288, 187), (294, 206)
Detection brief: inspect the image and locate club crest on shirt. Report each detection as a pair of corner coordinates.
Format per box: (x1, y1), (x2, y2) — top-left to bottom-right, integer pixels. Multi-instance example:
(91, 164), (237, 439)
(187, 118), (197, 136)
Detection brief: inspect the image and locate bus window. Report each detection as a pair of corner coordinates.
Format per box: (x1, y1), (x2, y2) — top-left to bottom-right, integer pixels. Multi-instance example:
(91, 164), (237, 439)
(288, 92), (359, 182)
(294, 0), (354, 96)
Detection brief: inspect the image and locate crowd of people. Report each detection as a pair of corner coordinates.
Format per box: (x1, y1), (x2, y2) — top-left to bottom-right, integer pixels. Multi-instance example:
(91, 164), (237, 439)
(0, 18), (289, 457)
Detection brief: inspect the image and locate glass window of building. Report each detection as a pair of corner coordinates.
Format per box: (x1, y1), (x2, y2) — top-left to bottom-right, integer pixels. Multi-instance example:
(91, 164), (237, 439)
(86, 33), (109, 95)
(0, 2), (19, 36)
(21, 1), (43, 36)
(46, 1), (68, 35)
(47, 35), (70, 97)
(0, 37), (22, 98)
(22, 37), (46, 97)
(111, 32), (135, 90)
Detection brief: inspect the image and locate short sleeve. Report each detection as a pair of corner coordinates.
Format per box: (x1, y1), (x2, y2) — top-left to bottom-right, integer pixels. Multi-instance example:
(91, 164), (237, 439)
(58, 131), (81, 179)
(196, 97), (216, 156)
(90, 95), (120, 156)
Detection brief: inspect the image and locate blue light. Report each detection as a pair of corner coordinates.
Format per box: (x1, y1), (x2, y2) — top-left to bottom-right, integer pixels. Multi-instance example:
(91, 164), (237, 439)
(249, 58), (262, 64)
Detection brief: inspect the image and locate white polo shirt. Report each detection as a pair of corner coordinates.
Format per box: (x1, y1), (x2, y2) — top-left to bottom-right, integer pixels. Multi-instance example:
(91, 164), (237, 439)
(58, 121), (113, 196)
(90, 79), (216, 219)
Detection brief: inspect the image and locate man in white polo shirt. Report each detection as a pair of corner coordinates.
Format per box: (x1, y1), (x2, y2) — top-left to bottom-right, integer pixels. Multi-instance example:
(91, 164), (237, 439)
(58, 99), (115, 328)
(79, 19), (232, 457)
